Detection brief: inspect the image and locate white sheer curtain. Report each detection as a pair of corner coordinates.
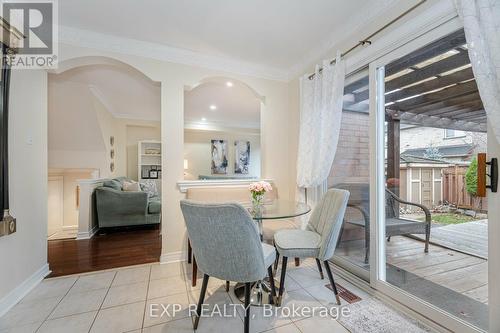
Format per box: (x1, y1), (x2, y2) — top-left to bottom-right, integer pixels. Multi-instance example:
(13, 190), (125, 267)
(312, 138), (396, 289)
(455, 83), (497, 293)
(296, 52), (345, 205)
(456, 0), (500, 141)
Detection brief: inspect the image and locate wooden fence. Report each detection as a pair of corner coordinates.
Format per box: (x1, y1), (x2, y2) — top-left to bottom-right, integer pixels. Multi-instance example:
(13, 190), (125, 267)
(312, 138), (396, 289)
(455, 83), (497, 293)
(442, 166), (487, 212)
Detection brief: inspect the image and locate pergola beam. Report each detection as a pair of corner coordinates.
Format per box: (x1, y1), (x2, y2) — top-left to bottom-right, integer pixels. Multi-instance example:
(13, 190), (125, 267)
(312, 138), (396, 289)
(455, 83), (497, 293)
(386, 51), (471, 92)
(382, 67), (474, 104)
(385, 30), (466, 77)
(401, 92), (481, 115)
(387, 110), (486, 132)
(393, 80), (478, 111)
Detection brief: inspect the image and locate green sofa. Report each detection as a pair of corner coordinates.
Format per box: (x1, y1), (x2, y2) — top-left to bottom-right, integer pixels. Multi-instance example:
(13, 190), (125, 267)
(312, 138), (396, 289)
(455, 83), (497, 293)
(95, 177), (161, 228)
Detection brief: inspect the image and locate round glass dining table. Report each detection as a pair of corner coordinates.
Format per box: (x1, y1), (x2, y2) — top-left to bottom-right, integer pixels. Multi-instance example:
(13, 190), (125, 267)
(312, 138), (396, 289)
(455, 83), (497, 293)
(234, 199), (311, 306)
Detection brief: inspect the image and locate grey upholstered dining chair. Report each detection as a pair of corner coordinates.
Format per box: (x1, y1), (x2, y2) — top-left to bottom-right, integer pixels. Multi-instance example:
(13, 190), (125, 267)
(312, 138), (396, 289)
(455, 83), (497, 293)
(273, 189), (349, 306)
(180, 200), (277, 333)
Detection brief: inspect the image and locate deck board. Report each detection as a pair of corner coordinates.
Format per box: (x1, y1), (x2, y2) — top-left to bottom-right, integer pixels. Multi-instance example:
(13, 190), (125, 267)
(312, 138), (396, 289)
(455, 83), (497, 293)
(335, 234), (488, 304)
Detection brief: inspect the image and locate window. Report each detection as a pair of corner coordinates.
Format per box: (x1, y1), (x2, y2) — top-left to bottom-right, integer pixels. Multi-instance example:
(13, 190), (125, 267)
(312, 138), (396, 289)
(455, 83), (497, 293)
(444, 129), (466, 138)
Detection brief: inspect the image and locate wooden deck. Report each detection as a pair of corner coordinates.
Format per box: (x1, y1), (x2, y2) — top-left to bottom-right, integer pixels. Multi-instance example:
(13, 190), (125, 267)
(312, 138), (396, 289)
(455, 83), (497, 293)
(336, 235), (488, 304)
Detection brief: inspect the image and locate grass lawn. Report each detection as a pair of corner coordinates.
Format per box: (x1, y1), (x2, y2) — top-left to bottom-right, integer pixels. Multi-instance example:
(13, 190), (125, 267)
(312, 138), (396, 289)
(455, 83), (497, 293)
(417, 213), (480, 225)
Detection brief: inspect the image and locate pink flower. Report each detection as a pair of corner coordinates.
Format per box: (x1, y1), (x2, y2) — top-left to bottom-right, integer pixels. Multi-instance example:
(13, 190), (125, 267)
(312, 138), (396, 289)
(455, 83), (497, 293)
(249, 181), (272, 194)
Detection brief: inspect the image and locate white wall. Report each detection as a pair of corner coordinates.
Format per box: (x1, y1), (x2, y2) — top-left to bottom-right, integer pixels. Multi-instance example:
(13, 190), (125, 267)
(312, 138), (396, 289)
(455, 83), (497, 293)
(55, 44), (293, 259)
(184, 129), (260, 179)
(0, 70), (48, 309)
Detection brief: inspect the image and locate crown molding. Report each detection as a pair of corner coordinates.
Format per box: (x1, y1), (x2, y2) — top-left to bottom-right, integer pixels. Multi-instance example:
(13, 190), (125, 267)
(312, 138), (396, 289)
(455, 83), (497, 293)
(59, 26), (290, 82)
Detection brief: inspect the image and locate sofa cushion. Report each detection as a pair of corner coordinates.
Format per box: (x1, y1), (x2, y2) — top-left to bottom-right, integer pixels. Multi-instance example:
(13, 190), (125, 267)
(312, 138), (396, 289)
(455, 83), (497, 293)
(148, 199), (161, 214)
(123, 181), (141, 192)
(103, 179), (122, 191)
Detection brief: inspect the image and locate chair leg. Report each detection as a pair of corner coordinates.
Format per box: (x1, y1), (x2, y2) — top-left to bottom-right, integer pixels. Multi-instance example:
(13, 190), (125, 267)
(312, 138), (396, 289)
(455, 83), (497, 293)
(225, 280), (230, 292)
(277, 256), (288, 306)
(323, 260), (341, 305)
(425, 225), (430, 253)
(192, 256), (197, 287)
(295, 257), (300, 267)
(244, 282), (251, 333)
(274, 252), (280, 271)
(193, 274), (209, 329)
(315, 258), (324, 279)
(187, 239), (192, 264)
(267, 266), (277, 304)
(364, 227), (370, 264)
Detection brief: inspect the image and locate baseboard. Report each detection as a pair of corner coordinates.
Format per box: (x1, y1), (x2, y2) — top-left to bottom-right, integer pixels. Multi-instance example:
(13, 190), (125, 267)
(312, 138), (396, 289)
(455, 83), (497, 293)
(76, 225), (98, 240)
(160, 251), (187, 264)
(0, 263), (50, 318)
(62, 225), (78, 231)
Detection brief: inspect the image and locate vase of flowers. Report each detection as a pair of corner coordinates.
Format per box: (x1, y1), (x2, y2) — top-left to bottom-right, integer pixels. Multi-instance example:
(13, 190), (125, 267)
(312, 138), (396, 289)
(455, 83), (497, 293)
(249, 181), (272, 214)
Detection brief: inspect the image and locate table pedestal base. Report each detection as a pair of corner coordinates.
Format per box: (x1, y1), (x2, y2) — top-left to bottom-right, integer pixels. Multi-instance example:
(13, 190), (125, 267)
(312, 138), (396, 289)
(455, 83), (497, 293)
(233, 278), (281, 307)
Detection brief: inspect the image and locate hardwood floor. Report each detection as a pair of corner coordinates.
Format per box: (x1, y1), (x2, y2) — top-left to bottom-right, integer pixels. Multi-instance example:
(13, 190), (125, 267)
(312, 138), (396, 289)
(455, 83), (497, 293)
(47, 225), (161, 277)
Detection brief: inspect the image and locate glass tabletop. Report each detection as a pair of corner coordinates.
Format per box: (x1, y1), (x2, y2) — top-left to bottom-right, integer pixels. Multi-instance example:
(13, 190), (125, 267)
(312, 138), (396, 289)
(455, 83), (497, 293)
(246, 199), (311, 220)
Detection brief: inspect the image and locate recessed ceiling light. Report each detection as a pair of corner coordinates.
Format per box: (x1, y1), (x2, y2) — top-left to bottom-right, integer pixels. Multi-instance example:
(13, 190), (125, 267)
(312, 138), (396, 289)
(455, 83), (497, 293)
(226, 81), (233, 87)
(201, 117), (207, 121)
(209, 105), (217, 110)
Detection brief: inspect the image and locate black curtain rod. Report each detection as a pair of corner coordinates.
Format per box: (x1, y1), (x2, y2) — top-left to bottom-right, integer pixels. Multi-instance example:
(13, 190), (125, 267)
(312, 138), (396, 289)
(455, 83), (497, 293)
(308, 0), (427, 80)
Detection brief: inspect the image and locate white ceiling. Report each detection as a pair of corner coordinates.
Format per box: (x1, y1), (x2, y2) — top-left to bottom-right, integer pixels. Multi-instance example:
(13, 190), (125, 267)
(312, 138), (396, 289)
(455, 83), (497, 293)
(59, 0), (398, 78)
(185, 80), (261, 129)
(50, 64), (161, 121)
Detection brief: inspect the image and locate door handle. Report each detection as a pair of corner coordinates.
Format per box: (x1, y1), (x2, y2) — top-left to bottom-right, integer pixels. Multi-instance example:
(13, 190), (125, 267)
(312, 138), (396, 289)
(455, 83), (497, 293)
(477, 153), (498, 197)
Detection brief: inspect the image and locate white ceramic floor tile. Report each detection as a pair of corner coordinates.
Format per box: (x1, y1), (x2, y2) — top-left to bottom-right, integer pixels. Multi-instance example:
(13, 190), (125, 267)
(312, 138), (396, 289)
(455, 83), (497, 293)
(262, 323), (301, 333)
(187, 288), (232, 306)
(281, 288), (323, 322)
(21, 276), (77, 303)
(112, 266), (151, 287)
(193, 314), (244, 333)
(142, 317), (194, 333)
(37, 311), (97, 333)
(147, 276), (188, 299)
(272, 272), (303, 292)
(0, 297), (60, 330)
(102, 281), (148, 308)
(49, 289), (107, 319)
(287, 267), (326, 289)
(69, 271), (116, 294)
(304, 283), (342, 307)
(0, 322), (41, 333)
(236, 304), (293, 333)
(143, 292), (191, 328)
(90, 301), (145, 333)
(294, 315), (349, 333)
(150, 262), (184, 280)
(185, 275), (227, 293)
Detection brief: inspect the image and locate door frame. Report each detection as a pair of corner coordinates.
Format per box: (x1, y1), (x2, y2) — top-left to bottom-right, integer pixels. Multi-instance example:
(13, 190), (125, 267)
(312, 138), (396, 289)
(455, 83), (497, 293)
(368, 20), (486, 333)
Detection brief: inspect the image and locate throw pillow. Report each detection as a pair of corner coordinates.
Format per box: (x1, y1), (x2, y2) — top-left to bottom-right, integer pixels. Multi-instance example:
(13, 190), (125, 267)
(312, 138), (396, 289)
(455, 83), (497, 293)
(123, 181), (141, 192)
(140, 180), (158, 198)
(103, 179), (122, 191)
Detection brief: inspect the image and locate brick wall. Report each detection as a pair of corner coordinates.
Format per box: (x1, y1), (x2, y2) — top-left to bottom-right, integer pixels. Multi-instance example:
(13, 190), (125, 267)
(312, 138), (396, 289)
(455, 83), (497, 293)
(328, 110), (370, 187)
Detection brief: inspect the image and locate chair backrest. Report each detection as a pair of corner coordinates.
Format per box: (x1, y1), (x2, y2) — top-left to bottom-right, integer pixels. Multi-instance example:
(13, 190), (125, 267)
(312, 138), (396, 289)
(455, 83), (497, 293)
(180, 200), (267, 282)
(306, 189), (350, 261)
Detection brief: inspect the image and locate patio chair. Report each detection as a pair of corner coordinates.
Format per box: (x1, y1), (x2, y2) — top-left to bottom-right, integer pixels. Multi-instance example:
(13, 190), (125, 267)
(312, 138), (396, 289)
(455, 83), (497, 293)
(337, 183), (431, 264)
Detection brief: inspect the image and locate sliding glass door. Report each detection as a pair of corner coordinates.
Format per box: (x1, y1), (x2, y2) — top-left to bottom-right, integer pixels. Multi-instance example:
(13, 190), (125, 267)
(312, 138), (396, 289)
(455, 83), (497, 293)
(331, 66), (371, 280)
(371, 28), (488, 332)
